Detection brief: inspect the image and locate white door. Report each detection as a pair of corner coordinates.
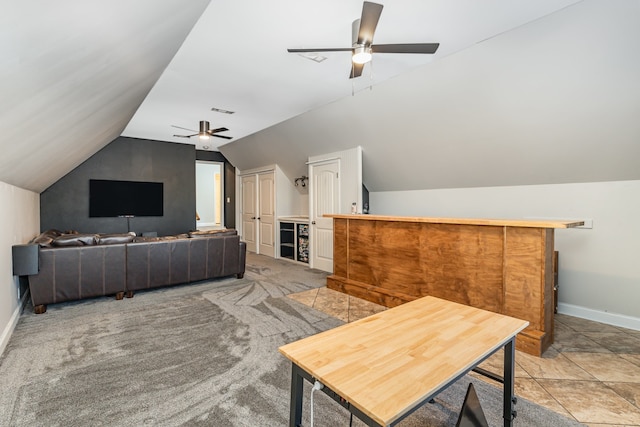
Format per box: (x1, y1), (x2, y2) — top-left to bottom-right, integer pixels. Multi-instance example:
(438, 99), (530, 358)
(241, 175), (257, 253)
(310, 161), (339, 272)
(258, 172), (275, 257)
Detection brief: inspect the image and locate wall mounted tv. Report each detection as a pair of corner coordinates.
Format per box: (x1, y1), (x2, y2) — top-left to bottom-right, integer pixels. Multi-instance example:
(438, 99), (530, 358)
(89, 179), (164, 217)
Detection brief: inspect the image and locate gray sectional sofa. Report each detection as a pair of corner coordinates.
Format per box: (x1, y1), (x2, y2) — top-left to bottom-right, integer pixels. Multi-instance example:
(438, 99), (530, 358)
(25, 229), (246, 313)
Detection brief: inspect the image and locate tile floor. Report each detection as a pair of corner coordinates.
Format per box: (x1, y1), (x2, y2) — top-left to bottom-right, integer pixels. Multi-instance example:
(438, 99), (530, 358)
(288, 287), (640, 427)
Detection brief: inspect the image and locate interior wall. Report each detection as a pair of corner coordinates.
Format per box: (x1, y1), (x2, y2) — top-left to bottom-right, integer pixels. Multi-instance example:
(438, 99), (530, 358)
(196, 150), (235, 229)
(196, 162), (221, 226)
(40, 137), (196, 236)
(0, 181), (39, 356)
(370, 180), (640, 329)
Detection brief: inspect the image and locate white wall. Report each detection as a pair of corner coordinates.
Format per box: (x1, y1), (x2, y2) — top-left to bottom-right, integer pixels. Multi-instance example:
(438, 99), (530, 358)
(0, 181), (39, 356)
(196, 161), (221, 227)
(370, 180), (640, 330)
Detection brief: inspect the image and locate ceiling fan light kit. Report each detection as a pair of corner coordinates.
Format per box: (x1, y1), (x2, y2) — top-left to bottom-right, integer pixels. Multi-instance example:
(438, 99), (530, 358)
(199, 121), (211, 139)
(287, 1), (439, 79)
(171, 121), (233, 140)
(352, 46), (372, 64)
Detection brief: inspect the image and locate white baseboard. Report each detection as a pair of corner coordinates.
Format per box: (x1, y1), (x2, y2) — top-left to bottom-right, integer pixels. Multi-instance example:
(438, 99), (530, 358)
(557, 303), (640, 331)
(0, 291), (28, 357)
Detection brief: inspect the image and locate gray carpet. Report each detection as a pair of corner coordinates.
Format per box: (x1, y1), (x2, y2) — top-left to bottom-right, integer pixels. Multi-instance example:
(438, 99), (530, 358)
(0, 253), (584, 426)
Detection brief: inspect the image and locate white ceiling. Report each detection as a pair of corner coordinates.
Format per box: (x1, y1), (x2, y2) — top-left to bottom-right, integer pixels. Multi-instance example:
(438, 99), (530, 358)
(3, 0), (638, 195)
(122, 0), (582, 150)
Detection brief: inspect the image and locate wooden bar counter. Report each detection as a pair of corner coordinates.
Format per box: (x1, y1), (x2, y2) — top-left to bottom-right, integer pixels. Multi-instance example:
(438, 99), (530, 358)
(326, 214), (583, 356)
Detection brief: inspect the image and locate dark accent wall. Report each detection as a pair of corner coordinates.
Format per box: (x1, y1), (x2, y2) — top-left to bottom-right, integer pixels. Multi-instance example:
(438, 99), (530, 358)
(41, 137), (196, 236)
(195, 150), (236, 229)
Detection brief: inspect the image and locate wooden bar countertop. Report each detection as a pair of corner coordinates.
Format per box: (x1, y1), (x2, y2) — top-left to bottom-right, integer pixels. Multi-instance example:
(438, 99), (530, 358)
(326, 214), (584, 229)
(279, 296), (529, 426)
(325, 213), (584, 356)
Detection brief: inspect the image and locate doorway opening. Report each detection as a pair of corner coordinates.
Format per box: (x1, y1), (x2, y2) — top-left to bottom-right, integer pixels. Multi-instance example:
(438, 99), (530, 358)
(196, 161), (224, 230)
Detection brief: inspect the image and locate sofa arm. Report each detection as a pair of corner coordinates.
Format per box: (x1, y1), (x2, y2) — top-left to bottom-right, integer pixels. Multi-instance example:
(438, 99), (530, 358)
(237, 241), (247, 279)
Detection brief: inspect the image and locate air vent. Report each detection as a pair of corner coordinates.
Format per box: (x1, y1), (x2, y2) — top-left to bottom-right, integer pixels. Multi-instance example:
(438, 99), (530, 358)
(298, 53), (327, 63)
(211, 107), (235, 114)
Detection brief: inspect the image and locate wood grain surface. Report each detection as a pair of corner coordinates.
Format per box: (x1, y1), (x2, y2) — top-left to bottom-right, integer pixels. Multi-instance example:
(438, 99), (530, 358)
(279, 296), (529, 426)
(327, 215), (578, 356)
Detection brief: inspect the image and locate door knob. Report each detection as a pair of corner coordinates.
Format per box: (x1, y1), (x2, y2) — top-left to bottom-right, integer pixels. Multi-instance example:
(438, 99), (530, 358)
(251, 216), (256, 220)
(311, 221), (316, 225)
(257, 217), (261, 220)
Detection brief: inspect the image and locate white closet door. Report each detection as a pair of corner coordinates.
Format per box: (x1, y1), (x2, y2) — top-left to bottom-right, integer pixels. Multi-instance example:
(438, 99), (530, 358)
(241, 175), (257, 253)
(257, 172), (275, 257)
(310, 161), (339, 272)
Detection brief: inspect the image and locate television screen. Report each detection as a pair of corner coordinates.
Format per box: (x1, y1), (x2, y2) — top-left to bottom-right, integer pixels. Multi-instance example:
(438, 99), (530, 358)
(89, 179), (163, 217)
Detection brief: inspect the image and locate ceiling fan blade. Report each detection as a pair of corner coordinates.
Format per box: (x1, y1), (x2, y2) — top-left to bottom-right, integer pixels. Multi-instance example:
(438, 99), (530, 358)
(173, 134), (197, 138)
(212, 134), (233, 140)
(349, 62), (365, 79)
(371, 43), (440, 54)
(287, 47), (352, 53)
(209, 127), (229, 134)
(357, 1), (383, 45)
(171, 125), (197, 132)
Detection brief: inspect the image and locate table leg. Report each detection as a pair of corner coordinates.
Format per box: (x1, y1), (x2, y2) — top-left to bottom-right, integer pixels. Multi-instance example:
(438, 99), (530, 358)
(503, 338), (516, 427)
(290, 363), (304, 427)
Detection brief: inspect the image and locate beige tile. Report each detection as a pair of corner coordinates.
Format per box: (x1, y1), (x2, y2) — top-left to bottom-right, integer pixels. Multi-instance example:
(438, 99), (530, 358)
(473, 349), (531, 379)
(556, 314), (623, 333)
(551, 322), (611, 354)
(517, 347), (595, 380)
(514, 378), (573, 419)
(604, 382), (640, 408)
(287, 288), (318, 307)
(313, 288), (349, 322)
(585, 424), (628, 427)
(582, 332), (640, 354)
(538, 380), (640, 425)
(348, 296), (386, 322)
(621, 353), (640, 368)
(564, 352), (640, 382)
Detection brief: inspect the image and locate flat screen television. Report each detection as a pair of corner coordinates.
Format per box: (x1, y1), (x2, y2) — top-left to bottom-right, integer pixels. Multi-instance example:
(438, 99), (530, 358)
(89, 179), (163, 217)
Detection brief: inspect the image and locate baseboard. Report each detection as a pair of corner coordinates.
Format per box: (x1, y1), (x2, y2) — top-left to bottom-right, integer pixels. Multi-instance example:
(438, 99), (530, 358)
(0, 290), (29, 357)
(557, 302), (640, 331)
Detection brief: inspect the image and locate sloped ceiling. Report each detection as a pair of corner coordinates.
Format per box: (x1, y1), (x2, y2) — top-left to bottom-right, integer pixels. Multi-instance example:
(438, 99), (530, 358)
(2, 1), (638, 195)
(219, 0), (640, 190)
(0, 0), (210, 193)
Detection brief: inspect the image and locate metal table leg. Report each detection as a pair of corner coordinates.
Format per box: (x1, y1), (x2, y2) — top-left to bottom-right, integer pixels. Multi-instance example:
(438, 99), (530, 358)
(290, 364), (304, 427)
(503, 338), (516, 427)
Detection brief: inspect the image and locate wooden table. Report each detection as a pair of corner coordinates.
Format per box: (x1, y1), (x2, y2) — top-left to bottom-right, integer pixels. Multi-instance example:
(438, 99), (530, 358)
(326, 214), (582, 356)
(279, 296), (529, 427)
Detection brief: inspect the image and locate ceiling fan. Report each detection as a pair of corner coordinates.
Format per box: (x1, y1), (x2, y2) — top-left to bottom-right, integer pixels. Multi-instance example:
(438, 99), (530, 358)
(172, 121), (233, 140)
(287, 1), (439, 79)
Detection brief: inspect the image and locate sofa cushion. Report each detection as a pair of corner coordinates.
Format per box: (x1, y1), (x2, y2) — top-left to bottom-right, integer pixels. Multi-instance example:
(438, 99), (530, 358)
(188, 229), (237, 238)
(95, 232), (136, 245)
(30, 229), (64, 247)
(52, 234), (97, 247)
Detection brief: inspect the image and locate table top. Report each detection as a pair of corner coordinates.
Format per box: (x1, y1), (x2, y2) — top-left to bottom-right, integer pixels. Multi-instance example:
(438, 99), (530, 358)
(279, 296), (529, 426)
(325, 214), (584, 229)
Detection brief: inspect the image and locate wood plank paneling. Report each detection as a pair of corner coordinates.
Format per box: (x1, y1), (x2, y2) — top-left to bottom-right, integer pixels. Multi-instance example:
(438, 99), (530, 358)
(327, 215), (567, 356)
(333, 218), (348, 278)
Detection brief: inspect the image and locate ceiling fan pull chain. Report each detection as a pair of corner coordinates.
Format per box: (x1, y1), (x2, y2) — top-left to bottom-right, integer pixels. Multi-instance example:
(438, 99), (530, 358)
(369, 59), (374, 91)
(351, 62), (355, 96)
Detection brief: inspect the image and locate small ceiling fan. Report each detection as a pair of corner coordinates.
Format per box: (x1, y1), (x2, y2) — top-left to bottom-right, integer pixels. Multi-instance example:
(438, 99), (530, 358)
(172, 121), (233, 140)
(288, 1), (439, 79)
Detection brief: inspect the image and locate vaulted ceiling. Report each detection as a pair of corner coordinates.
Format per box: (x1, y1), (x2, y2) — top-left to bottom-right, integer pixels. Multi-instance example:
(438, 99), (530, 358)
(2, 0), (638, 194)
